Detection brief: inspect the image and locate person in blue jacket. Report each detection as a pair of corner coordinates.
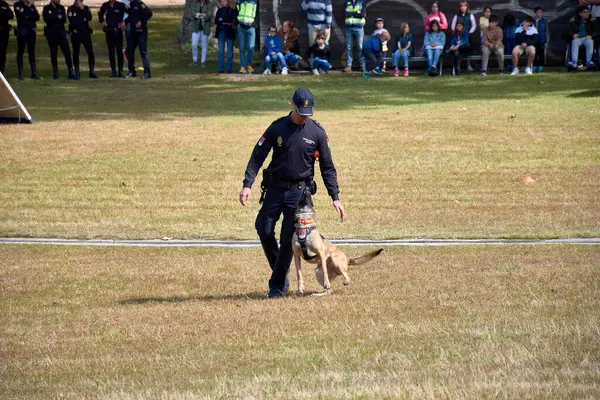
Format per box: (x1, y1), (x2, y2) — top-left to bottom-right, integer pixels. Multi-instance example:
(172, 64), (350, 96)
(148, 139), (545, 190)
(532, 6), (548, 72)
(263, 24), (288, 75)
(361, 30), (389, 78)
(447, 20), (471, 76)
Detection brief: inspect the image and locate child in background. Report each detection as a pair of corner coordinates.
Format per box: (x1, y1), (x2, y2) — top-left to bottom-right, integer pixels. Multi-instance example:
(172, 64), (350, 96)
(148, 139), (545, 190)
(263, 25), (288, 75)
(480, 14), (504, 76)
(532, 7), (548, 72)
(214, 0), (237, 73)
(424, 19), (445, 75)
(451, 1), (476, 71)
(448, 21), (472, 76)
(362, 30), (391, 78)
(425, 1), (448, 32)
(511, 16), (538, 75)
(479, 6), (492, 41)
(305, 31), (331, 75)
(392, 23), (412, 77)
(503, 12), (520, 71)
(372, 17), (388, 71)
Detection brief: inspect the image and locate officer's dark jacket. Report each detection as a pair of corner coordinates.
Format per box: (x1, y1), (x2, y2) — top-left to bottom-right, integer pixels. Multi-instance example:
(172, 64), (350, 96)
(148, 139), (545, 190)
(98, 0), (127, 29)
(67, 4), (92, 32)
(0, 0), (14, 30)
(243, 113), (340, 200)
(43, 2), (68, 32)
(14, 1), (39, 29)
(125, 0), (152, 28)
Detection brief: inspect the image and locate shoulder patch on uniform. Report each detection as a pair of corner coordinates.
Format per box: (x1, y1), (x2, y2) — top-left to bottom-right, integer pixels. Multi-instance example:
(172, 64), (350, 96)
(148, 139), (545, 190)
(311, 119), (325, 131)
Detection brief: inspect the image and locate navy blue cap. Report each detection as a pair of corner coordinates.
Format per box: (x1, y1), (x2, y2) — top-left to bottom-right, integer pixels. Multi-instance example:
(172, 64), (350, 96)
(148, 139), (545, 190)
(292, 88), (314, 116)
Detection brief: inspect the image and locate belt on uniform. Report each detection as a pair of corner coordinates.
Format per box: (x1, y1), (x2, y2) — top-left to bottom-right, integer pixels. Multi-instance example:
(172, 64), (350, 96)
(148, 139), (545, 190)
(271, 178), (306, 189)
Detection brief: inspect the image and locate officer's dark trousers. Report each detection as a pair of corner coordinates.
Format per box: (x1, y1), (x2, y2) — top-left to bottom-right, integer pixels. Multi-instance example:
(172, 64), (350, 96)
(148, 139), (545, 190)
(0, 29), (9, 74)
(16, 31), (36, 72)
(47, 31), (73, 73)
(127, 29), (150, 75)
(255, 183), (304, 292)
(105, 29), (123, 73)
(71, 30), (94, 71)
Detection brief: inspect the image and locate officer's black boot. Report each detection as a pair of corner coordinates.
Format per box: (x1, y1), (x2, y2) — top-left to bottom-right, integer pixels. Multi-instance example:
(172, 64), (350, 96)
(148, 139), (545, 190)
(74, 66), (81, 80)
(142, 69), (151, 80)
(18, 63), (24, 80)
(68, 68), (77, 80)
(30, 63), (40, 80)
(52, 64), (60, 79)
(117, 67), (125, 78)
(89, 69), (98, 79)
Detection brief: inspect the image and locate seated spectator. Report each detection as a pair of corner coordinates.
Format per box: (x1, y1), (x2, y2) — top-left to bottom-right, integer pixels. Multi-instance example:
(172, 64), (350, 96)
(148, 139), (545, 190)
(481, 14), (504, 76)
(502, 12), (520, 71)
(567, 6), (598, 70)
(447, 21), (472, 76)
(372, 17), (388, 70)
(361, 30), (390, 78)
(425, 1), (448, 32)
(278, 20), (301, 67)
(392, 23), (412, 77)
(305, 31), (331, 75)
(451, 1), (476, 71)
(263, 25), (288, 75)
(511, 17), (538, 75)
(424, 19), (445, 76)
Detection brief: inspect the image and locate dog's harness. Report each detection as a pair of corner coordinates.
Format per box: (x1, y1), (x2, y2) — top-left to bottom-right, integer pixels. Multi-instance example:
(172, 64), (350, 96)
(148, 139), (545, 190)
(296, 213), (318, 261)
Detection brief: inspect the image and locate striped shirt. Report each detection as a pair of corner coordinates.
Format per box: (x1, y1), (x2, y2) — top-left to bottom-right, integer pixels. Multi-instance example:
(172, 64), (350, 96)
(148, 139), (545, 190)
(301, 0), (332, 29)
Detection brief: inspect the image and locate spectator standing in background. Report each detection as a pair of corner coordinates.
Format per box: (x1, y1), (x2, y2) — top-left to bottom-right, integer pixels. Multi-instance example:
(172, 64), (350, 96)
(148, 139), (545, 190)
(451, 1), (476, 72)
(343, 0), (366, 72)
(236, 0), (257, 74)
(301, 0), (332, 45)
(425, 1), (447, 32)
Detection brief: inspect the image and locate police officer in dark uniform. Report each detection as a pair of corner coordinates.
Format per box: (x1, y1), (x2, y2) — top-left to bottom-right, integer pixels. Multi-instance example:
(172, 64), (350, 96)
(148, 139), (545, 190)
(13, 0), (39, 80)
(98, 0), (127, 78)
(68, 0), (96, 79)
(43, 0), (76, 79)
(240, 88), (346, 298)
(0, 0), (14, 74)
(125, 0), (151, 79)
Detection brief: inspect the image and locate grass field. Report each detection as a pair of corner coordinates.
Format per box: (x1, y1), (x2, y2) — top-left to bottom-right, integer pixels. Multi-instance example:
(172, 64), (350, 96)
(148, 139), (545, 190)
(1, 7), (599, 399)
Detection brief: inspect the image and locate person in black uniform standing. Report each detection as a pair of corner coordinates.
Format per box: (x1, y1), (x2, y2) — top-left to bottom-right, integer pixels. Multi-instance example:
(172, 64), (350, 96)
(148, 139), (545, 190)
(98, 0), (126, 78)
(240, 88), (346, 298)
(125, 0), (151, 79)
(0, 0), (14, 75)
(13, 0), (39, 79)
(43, 0), (76, 79)
(68, 0), (96, 79)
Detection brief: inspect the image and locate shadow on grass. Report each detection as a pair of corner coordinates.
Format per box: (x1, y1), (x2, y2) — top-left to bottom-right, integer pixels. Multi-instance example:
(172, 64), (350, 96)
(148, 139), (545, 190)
(566, 89), (600, 98)
(118, 292), (267, 303)
(118, 290), (329, 304)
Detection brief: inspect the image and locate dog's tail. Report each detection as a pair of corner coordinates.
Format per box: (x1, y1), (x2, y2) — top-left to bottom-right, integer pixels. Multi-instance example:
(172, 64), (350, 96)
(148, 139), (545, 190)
(348, 248), (384, 266)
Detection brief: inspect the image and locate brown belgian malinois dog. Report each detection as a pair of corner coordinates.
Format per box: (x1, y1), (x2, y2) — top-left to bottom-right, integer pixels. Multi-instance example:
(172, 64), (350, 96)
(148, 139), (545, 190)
(291, 186), (384, 296)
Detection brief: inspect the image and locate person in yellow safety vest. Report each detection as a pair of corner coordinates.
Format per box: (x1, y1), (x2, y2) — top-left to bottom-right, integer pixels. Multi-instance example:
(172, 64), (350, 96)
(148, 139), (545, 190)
(236, 0), (256, 73)
(344, 0), (366, 72)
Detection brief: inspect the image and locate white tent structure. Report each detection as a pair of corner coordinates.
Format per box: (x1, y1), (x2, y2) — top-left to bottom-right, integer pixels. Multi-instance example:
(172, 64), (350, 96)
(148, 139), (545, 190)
(0, 72), (33, 124)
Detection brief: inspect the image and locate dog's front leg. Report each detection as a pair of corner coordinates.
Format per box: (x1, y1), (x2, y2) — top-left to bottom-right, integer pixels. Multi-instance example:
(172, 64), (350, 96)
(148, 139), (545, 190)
(320, 251), (332, 294)
(294, 253), (305, 295)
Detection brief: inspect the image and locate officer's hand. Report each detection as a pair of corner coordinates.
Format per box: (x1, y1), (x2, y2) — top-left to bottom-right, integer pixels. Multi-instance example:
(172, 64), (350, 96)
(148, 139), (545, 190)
(135, 21), (141, 28)
(239, 187), (251, 206)
(333, 200), (345, 222)
(102, 21), (107, 28)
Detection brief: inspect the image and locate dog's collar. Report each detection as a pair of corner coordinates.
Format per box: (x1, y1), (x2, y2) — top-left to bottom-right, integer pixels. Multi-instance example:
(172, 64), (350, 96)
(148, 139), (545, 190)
(295, 212), (316, 229)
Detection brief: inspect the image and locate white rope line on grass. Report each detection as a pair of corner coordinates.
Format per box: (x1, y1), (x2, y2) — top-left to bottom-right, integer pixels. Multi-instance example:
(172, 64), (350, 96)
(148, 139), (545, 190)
(0, 238), (598, 247)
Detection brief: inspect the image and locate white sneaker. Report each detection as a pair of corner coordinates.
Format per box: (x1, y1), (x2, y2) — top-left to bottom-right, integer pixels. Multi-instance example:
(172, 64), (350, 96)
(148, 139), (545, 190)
(263, 69), (271, 75)
(281, 67), (288, 75)
(524, 67), (533, 75)
(511, 68), (519, 75)
(312, 69), (319, 75)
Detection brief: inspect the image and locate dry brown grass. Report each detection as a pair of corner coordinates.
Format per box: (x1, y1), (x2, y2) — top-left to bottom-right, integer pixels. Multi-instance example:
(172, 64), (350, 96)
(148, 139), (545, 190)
(1, 244), (599, 398)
